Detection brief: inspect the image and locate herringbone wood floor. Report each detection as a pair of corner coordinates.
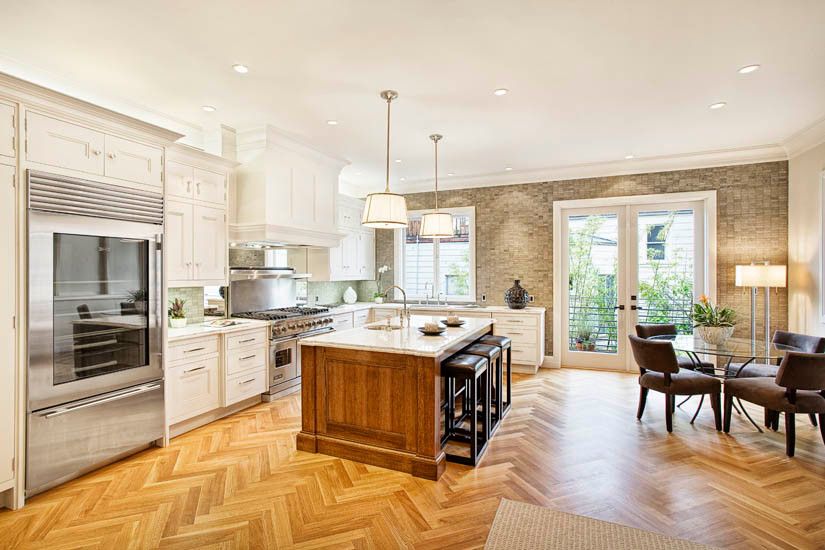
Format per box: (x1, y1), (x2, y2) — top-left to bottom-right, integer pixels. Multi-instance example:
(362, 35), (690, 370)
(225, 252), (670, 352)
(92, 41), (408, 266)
(2, 368), (824, 549)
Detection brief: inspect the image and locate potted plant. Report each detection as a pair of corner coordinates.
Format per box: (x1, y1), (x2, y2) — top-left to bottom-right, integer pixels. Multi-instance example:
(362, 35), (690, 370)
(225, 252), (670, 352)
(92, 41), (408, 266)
(168, 298), (187, 328)
(127, 289), (148, 314)
(575, 325), (595, 351)
(374, 265), (390, 303)
(691, 294), (736, 345)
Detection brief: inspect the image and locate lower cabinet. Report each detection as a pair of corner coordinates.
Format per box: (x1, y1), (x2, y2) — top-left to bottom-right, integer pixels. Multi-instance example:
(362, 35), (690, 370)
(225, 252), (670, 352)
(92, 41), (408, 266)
(353, 308), (370, 328)
(167, 328), (267, 430)
(331, 312), (354, 331)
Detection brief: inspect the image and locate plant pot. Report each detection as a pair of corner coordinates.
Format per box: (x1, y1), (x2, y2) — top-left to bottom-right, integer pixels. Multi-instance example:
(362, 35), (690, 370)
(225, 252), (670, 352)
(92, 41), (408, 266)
(586, 343), (596, 352)
(374, 297), (384, 304)
(696, 325), (734, 345)
(169, 317), (187, 328)
(575, 342), (584, 351)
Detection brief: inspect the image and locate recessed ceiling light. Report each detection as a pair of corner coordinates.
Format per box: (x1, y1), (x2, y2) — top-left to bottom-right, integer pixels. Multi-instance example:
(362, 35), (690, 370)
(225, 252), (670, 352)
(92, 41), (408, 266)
(400, 177), (406, 181)
(394, 159), (402, 163)
(447, 172), (455, 176)
(493, 88), (509, 96)
(505, 166), (513, 171)
(326, 119), (338, 125)
(232, 64), (249, 74)
(201, 105), (217, 112)
(738, 64), (760, 74)
(709, 101), (727, 110)
(355, 171), (362, 176)
(625, 155), (635, 160)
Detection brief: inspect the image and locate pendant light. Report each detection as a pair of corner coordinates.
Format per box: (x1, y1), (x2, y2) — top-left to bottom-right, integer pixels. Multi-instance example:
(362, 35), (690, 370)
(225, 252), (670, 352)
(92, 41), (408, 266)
(361, 90), (408, 228)
(419, 134), (453, 238)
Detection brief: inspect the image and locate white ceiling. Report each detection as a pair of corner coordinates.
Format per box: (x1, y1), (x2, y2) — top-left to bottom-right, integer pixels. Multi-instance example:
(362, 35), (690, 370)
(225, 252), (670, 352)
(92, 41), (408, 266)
(2, 0), (825, 194)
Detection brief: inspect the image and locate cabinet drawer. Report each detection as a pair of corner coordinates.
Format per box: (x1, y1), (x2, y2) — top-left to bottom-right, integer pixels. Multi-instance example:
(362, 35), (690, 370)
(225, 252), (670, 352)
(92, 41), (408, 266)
(331, 312), (354, 331)
(194, 168), (226, 205)
(510, 343), (539, 365)
(26, 112), (104, 175)
(168, 335), (220, 363)
(227, 347), (267, 376)
(495, 313), (538, 327)
(226, 329), (268, 350)
(104, 134), (163, 188)
(353, 309), (371, 327)
(165, 160), (195, 199)
(167, 356), (221, 423)
(226, 368), (267, 405)
(494, 327), (535, 346)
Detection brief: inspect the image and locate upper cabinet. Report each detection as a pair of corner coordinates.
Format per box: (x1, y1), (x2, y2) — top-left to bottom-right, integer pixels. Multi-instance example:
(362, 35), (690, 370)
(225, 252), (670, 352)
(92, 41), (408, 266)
(164, 144), (237, 286)
(25, 111), (164, 190)
(308, 196), (375, 282)
(231, 125), (347, 247)
(0, 100), (16, 161)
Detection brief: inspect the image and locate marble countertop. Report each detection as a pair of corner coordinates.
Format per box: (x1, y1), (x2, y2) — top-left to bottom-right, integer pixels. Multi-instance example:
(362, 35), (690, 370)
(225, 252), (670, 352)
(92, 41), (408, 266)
(299, 315), (494, 357)
(168, 318), (269, 342)
(370, 303), (546, 314)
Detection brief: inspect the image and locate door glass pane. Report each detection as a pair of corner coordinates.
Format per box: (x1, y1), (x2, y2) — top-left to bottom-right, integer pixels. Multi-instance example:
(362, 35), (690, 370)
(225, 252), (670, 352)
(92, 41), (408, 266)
(568, 214), (618, 354)
(53, 234), (149, 385)
(636, 209), (694, 333)
(403, 215), (435, 299)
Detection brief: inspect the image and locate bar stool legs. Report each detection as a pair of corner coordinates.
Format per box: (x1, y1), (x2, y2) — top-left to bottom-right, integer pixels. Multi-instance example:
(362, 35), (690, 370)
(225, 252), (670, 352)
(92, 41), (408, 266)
(441, 354), (491, 466)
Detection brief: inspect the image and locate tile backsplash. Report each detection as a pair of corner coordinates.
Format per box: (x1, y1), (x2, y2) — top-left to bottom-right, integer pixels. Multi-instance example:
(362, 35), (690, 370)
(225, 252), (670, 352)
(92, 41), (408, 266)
(167, 287), (205, 323)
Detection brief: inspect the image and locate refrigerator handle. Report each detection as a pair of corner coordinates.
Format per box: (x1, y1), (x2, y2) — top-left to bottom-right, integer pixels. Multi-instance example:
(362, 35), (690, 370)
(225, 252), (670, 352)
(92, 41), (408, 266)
(41, 382), (162, 419)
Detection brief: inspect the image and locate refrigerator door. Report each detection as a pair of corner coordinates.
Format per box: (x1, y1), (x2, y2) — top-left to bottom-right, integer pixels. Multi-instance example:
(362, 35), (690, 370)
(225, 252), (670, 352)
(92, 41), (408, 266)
(26, 381), (164, 496)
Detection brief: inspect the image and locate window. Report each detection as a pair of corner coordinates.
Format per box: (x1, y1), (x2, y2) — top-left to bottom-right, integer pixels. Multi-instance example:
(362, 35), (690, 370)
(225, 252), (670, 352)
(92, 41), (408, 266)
(646, 223), (666, 260)
(394, 207), (475, 301)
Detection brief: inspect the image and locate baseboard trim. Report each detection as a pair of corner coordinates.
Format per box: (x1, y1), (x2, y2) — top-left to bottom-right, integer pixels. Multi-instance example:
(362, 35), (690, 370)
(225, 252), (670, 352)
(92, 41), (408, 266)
(541, 355), (560, 369)
(169, 395), (262, 439)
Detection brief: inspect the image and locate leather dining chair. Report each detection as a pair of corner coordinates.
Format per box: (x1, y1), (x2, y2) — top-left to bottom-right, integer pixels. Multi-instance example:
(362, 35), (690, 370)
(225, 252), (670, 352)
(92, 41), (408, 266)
(727, 330), (825, 429)
(724, 352), (825, 457)
(635, 324), (714, 371)
(628, 335), (722, 432)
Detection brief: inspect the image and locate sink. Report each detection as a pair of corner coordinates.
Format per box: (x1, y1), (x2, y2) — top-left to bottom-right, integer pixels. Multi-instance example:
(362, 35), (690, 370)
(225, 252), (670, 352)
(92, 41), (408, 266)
(411, 304), (486, 310)
(365, 324), (403, 331)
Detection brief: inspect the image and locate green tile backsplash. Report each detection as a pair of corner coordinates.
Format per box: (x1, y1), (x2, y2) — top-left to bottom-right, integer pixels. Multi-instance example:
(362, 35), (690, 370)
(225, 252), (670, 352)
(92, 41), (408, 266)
(168, 287), (205, 323)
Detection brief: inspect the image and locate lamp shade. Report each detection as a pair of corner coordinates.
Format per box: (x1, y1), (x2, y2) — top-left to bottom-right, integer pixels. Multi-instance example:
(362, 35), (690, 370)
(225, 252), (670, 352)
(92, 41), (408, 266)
(420, 211), (454, 238)
(735, 264), (787, 288)
(361, 192), (408, 229)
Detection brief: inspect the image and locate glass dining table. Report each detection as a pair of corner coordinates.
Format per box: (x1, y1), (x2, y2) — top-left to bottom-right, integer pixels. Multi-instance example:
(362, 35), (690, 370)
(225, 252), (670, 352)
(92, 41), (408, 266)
(649, 334), (802, 431)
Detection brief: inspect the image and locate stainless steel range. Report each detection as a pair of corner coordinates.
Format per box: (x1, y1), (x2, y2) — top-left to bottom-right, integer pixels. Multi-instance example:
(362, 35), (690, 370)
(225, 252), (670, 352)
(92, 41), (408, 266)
(227, 266), (334, 401)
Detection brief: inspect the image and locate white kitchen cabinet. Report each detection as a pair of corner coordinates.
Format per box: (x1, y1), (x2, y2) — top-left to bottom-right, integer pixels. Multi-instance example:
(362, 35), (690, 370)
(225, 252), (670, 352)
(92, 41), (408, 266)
(0, 163), (16, 485)
(26, 111), (104, 176)
(164, 160), (194, 200)
(165, 200), (194, 282)
(307, 195), (375, 282)
(164, 145), (234, 287)
(356, 231), (375, 280)
(0, 100), (16, 160)
(331, 312), (354, 331)
(194, 168), (226, 205)
(193, 205), (227, 282)
(370, 308), (398, 323)
(226, 369), (267, 405)
(337, 202), (362, 229)
(353, 309), (370, 328)
(167, 355), (222, 424)
(103, 134), (163, 188)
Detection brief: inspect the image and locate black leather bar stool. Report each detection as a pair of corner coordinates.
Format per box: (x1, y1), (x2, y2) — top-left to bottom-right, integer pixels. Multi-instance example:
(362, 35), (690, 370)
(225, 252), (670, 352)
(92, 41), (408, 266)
(442, 354), (491, 466)
(476, 334), (512, 417)
(461, 342), (503, 437)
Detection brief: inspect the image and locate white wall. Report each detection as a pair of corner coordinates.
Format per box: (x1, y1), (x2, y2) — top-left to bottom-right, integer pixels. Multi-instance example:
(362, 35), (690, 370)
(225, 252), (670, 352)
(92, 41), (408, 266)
(788, 141), (825, 336)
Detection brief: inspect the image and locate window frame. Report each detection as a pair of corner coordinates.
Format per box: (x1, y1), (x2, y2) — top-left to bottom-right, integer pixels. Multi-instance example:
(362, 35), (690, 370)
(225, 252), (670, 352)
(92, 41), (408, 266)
(393, 206), (476, 303)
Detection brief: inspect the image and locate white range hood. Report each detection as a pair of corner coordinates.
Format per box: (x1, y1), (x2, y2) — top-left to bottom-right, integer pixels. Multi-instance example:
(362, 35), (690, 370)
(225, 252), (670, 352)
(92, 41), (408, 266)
(230, 125), (348, 248)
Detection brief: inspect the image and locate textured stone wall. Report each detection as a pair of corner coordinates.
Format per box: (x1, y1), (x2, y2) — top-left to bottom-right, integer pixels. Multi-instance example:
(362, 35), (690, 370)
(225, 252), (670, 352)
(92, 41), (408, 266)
(376, 161), (789, 356)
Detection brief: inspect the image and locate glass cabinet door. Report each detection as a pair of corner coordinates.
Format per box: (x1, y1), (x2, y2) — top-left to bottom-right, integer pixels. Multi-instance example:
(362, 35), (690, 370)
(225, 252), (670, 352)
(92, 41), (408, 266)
(53, 234), (149, 385)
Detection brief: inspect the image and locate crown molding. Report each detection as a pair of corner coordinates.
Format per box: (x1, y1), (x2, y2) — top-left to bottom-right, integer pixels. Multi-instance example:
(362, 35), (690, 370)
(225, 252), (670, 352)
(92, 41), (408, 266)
(167, 142), (240, 171)
(392, 143), (788, 194)
(783, 114), (825, 158)
(237, 124), (350, 168)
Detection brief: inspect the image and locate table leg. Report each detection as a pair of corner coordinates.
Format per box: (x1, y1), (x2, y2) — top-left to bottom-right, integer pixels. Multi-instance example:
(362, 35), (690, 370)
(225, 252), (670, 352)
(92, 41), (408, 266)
(690, 394), (705, 424)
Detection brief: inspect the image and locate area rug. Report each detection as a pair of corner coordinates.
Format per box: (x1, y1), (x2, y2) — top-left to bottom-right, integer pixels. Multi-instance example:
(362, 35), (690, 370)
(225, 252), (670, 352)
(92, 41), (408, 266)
(484, 499), (718, 549)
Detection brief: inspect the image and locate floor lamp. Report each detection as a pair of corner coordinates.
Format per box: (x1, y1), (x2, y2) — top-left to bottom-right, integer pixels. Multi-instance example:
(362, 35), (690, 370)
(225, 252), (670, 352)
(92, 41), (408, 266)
(734, 262), (787, 355)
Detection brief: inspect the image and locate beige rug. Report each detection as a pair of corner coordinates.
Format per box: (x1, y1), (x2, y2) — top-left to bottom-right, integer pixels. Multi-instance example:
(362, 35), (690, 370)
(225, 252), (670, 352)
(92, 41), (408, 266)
(485, 499), (718, 550)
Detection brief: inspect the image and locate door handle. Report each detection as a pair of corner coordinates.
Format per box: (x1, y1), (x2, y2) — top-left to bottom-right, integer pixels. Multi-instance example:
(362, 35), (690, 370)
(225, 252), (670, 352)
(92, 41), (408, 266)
(42, 383), (161, 418)
(614, 305), (625, 311)
(631, 305), (644, 311)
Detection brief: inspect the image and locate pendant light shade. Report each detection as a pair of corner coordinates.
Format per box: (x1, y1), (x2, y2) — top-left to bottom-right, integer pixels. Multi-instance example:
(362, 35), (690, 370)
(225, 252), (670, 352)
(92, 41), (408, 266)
(362, 90), (408, 229)
(420, 133), (454, 239)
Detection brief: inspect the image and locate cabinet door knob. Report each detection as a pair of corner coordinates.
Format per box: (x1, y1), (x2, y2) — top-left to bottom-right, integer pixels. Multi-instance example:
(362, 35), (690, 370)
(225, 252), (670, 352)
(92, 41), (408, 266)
(108, 152), (117, 159)
(196, 182), (201, 194)
(92, 149), (102, 156)
(186, 180), (192, 192)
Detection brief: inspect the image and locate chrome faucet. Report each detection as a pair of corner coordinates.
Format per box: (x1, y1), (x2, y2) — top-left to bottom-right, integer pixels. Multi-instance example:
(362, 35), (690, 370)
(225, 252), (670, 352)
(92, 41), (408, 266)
(423, 282), (433, 306)
(383, 285), (410, 327)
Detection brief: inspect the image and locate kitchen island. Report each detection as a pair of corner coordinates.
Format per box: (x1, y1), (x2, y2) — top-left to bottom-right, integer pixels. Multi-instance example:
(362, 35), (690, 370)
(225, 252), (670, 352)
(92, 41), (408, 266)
(297, 315), (495, 480)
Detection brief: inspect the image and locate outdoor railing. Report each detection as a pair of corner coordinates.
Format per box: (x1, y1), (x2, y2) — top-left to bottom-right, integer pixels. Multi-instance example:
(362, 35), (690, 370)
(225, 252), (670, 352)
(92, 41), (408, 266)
(568, 301), (692, 353)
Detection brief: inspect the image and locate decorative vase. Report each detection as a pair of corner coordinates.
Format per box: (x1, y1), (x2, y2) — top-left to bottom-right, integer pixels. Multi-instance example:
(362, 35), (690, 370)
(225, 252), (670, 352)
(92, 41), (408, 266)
(374, 296), (384, 304)
(504, 279), (530, 309)
(343, 286), (357, 304)
(169, 317), (187, 328)
(696, 325), (734, 345)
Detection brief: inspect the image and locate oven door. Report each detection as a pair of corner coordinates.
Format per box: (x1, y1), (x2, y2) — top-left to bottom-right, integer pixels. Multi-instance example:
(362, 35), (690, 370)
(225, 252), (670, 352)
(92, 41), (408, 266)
(28, 210), (163, 411)
(269, 337), (298, 387)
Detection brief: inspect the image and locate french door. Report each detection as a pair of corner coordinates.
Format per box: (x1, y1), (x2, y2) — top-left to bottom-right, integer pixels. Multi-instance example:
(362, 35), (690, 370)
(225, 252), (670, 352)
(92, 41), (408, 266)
(560, 199), (707, 370)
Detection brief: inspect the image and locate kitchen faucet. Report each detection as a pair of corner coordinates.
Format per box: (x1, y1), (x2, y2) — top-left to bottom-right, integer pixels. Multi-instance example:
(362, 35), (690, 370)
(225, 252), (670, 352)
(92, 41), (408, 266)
(382, 285), (411, 327)
(423, 282), (433, 306)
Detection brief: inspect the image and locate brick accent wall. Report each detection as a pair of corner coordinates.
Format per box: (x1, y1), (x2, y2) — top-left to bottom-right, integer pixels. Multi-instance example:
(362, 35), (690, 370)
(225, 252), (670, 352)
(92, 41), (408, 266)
(375, 161), (789, 357)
